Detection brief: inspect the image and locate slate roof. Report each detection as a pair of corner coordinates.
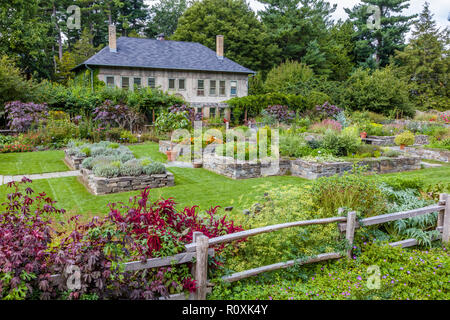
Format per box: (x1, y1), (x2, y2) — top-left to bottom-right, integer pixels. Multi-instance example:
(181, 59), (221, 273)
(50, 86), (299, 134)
(74, 37), (255, 74)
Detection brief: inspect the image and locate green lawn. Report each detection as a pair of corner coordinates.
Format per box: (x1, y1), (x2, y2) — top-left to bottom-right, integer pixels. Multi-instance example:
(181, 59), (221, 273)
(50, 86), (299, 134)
(0, 168), (303, 221)
(1, 142), (449, 222)
(128, 142), (168, 163)
(0, 150), (69, 175)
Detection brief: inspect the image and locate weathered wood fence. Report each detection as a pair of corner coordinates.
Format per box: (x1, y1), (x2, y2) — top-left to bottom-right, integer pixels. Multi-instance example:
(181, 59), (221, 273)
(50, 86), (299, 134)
(52, 193), (450, 300)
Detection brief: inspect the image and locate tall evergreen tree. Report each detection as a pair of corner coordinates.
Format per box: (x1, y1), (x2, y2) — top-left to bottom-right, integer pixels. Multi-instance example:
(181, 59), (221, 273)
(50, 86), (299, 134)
(257, 0), (336, 67)
(145, 0), (189, 39)
(345, 0), (416, 68)
(394, 2), (449, 110)
(323, 20), (356, 81)
(172, 0), (279, 72)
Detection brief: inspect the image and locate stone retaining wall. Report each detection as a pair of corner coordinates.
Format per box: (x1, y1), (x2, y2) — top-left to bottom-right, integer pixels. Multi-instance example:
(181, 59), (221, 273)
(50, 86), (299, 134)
(64, 151), (86, 170)
(291, 156), (422, 179)
(80, 168), (175, 195)
(367, 135), (429, 146)
(404, 147), (450, 163)
(203, 154), (291, 179)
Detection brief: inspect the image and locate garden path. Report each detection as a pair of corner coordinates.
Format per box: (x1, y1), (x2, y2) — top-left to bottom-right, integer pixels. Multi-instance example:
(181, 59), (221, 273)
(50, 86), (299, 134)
(0, 171), (81, 185)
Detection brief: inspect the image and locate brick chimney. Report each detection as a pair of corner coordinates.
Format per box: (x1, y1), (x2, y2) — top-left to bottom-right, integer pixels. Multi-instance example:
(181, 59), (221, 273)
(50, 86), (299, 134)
(109, 25), (117, 53)
(216, 35), (224, 60)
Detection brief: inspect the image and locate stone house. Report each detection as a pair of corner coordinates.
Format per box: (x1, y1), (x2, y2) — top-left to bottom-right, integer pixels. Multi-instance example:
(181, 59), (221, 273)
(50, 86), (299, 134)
(74, 26), (255, 120)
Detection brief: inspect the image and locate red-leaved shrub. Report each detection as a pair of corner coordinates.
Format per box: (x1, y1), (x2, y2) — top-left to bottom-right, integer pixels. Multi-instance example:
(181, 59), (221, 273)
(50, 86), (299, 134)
(0, 179), (243, 300)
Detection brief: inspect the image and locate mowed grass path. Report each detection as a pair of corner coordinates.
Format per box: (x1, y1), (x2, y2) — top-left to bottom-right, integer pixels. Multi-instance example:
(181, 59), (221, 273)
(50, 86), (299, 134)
(0, 150), (69, 175)
(0, 143), (165, 176)
(1, 142), (449, 222)
(0, 169), (303, 222)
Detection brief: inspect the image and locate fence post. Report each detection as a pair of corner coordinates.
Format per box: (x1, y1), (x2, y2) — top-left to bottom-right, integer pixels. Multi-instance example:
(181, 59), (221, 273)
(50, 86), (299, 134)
(189, 232), (202, 300)
(194, 233), (209, 300)
(442, 194), (450, 243)
(437, 194), (446, 230)
(345, 211), (357, 259)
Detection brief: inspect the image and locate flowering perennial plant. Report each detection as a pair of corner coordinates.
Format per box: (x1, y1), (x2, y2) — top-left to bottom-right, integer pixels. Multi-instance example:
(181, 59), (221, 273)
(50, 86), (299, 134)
(5, 101), (48, 132)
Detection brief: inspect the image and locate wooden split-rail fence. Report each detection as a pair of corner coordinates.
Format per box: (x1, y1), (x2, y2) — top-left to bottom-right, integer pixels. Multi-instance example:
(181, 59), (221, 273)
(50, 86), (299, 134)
(51, 193), (450, 300)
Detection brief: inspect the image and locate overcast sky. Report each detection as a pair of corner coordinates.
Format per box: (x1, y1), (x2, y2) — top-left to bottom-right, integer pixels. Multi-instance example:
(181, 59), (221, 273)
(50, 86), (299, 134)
(146, 0), (449, 32)
(247, 0), (449, 31)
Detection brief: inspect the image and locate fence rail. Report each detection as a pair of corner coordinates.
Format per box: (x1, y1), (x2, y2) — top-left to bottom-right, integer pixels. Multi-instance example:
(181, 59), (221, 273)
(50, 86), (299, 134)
(51, 194), (450, 300)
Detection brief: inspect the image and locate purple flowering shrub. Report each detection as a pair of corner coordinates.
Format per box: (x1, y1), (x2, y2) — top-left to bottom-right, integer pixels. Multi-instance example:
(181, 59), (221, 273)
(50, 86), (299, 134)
(315, 102), (342, 119)
(93, 100), (142, 132)
(262, 105), (295, 123)
(93, 100), (129, 128)
(4, 101), (48, 132)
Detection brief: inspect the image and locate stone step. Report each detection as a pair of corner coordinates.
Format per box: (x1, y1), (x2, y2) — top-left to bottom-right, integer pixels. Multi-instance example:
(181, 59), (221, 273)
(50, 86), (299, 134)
(421, 161), (443, 168)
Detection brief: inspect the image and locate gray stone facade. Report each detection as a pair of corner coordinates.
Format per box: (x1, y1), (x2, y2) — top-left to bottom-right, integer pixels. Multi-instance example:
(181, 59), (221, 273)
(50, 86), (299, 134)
(98, 67), (246, 120)
(80, 168), (175, 195)
(404, 147), (450, 163)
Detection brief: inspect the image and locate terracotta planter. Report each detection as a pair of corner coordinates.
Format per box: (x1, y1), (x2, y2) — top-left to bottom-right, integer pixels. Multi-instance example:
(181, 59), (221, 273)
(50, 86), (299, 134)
(192, 162), (203, 168)
(400, 144), (405, 150)
(360, 132), (367, 139)
(166, 150), (177, 162)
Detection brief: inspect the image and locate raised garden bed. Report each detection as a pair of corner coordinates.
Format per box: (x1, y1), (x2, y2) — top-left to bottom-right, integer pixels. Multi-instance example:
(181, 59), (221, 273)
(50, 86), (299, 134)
(203, 152), (421, 180)
(64, 150), (86, 170)
(203, 154), (291, 179)
(80, 168), (175, 195)
(403, 146), (450, 163)
(364, 135), (429, 146)
(291, 156), (422, 179)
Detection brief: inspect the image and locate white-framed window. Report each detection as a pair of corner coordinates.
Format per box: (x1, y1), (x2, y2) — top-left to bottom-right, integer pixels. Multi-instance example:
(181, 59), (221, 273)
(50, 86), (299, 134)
(197, 80), (205, 96)
(210, 107), (217, 118)
(230, 80), (237, 96)
(148, 77), (156, 88)
(169, 78), (176, 90)
(121, 77), (130, 90)
(133, 77), (142, 89)
(209, 80), (217, 96)
(105, 76), (115, 88)
(178, 79), (186, 90)
(219, 80), (226, 96)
